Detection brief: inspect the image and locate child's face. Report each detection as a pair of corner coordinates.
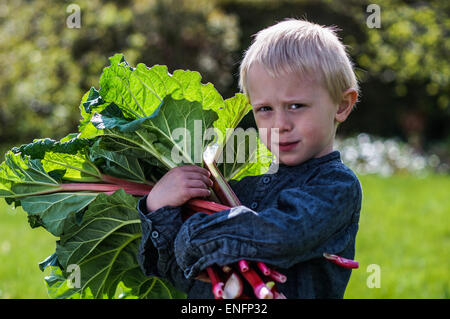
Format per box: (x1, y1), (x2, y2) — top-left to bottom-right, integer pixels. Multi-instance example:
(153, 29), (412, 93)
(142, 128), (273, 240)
(247, 63), (339, 166)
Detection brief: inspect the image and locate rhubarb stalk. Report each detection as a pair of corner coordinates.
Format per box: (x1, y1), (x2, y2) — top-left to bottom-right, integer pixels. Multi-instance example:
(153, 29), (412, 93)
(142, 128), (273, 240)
(206, 266), (224, 299)
(239, 268), (273, 299)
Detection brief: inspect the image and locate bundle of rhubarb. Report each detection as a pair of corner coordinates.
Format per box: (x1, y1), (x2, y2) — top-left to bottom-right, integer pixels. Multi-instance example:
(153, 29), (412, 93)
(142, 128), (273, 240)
(0, 54), (276, 299)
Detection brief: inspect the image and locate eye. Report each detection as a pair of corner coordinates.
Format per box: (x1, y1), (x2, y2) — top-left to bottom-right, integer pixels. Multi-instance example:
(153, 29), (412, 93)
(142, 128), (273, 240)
(256, 106), (272, 112)
(289, 103), (306, 110)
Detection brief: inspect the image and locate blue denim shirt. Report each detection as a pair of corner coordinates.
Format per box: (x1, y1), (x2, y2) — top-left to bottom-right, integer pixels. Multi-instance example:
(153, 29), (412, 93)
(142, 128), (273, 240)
(137, 151), (362, 299)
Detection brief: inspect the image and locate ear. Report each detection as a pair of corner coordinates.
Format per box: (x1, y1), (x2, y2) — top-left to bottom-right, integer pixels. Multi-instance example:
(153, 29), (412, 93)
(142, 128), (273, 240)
(335, 88), (358, 123)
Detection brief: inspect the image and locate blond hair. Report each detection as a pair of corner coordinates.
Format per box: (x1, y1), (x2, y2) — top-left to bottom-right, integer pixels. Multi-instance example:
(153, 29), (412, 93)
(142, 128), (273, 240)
(239, 19), (359, 104)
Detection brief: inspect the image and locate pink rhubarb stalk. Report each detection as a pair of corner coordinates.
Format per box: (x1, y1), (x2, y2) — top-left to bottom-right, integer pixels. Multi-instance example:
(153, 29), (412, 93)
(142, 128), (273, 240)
(238, 260), (249, 273)
(323, 253), (359, 269)
(239, 268), (273, 299)
(206, 266), (224, 299)
(267, 267), (287, 283)
(257, 262), (271, 276)
(59, 183), (152, 196)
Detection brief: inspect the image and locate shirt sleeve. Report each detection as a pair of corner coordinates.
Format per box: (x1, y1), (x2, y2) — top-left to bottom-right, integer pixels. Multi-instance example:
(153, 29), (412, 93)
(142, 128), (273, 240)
(174, 167), (362, 279)
(136, 196), (195, 293)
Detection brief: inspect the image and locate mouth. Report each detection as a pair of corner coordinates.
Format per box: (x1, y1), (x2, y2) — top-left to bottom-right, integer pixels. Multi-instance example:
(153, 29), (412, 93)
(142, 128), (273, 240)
(277, 141), (299, 152)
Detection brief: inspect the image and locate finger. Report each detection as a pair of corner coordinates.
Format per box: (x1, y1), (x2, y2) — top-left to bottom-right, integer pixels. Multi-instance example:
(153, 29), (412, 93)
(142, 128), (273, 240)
(183, 172), (213, 187)
(186, 179), (211, 189)
(187, 188), (211, 199)
(180, 165), (211, 177)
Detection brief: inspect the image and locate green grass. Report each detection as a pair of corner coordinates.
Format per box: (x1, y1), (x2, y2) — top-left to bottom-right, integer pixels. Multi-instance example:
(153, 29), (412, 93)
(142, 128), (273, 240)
(0, 174), (449, 298)
(0, 203), (55, 298)
(345, 174), (450, 298)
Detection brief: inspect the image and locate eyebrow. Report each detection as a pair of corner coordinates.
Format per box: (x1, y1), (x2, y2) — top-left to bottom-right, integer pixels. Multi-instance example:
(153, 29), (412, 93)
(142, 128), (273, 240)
(252, 98), (310, 107)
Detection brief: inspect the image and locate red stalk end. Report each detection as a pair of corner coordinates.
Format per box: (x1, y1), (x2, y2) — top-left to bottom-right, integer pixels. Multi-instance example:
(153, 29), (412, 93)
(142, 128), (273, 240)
(206, 266), (224, 299)
(238, 260), (249, 273)
(268, 268), (287, 283)
(257, 262), (271, 276)
(323, 253), (359, 269)
(254, 283), (274, 299)
(239, 268), (273, 299)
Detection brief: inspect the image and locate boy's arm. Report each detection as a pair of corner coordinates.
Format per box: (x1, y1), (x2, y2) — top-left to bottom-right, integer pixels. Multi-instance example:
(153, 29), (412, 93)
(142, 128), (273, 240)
(136, 170), (248, 290)
(136, 164), (214, 293)
(173, 167), (362, 280)
(137, 195), (196, 293)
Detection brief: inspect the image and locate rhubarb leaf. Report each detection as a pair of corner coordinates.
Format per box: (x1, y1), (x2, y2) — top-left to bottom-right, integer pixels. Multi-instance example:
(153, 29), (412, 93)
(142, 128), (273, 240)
(98, 54), (225, 120)
(53, 190), (180, 298)
(213, 93), (253, 147)
(0, 152), (60, 199)
(94, 96), (218, 168)
(9, 135), (103, 183)
(11, 136), (92, 160)
(41, 151), (102, 183)
(99, 55), (169, 118)
(218, 130), (274, 181)
(89, 141), (148, 184)
(21, 192), (99, 236)
(79, 88), (106, 139)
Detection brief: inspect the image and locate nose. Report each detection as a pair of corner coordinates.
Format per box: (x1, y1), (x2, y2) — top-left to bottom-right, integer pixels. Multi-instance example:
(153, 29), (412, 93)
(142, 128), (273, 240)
(273, 110), (293, 133)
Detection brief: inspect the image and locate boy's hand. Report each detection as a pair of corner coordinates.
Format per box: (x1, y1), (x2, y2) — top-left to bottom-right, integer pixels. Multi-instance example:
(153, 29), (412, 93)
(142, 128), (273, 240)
(146, 165), (213, 211)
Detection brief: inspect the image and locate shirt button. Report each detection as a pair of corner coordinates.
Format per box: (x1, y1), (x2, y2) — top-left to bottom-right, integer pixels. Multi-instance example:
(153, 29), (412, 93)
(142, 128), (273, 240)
(151, 230), (159, 239)
(250, 202), (258, 209)
(262, 176), (271, 184)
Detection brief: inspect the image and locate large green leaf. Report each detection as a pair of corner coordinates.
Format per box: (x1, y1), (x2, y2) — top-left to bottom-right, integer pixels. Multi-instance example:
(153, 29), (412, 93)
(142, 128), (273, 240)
(21, 192), (99, 236)
(8, 135), (103, 183)
(93, 96), (218, 169)
(0, 152), (60, 198)
(11, 135), (92, 160)
(53, 190), (182, 298)
(98, 54), (225, 119)
(83, 54), (261, 177)
(89, 141), (148, 184)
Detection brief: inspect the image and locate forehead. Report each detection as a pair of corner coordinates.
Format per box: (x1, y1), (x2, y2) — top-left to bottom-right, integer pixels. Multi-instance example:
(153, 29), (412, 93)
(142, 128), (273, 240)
(246, 63), (321, 103)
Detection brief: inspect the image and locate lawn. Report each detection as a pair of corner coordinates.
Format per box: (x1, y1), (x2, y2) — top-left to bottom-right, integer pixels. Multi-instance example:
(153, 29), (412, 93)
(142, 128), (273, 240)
(0, 173), (449, 299)
(345, 173), (450, 298)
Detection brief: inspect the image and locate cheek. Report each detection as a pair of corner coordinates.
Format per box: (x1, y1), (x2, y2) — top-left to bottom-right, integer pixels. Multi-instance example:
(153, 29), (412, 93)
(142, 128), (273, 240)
(297, 118), (326, 141)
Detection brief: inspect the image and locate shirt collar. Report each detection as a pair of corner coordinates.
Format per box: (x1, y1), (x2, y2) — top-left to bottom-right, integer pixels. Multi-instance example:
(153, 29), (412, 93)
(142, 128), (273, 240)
(275, 150), (341, 173)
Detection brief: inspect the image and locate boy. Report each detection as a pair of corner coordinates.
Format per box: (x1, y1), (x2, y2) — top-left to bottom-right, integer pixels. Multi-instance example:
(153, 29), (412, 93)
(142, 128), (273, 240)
(137, 19), (362, 298)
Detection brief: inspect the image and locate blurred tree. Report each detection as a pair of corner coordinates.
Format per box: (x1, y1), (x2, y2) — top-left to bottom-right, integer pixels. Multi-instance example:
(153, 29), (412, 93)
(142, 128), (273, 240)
(0, 0), (240, 152)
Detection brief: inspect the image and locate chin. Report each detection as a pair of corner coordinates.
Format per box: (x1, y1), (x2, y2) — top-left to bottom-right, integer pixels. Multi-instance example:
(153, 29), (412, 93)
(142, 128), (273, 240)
(278, 155), (307, 166)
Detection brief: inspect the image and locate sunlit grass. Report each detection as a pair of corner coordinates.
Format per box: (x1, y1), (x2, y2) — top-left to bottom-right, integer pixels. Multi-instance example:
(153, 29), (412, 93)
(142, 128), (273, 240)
(0, 174), (449, 298)
(0, 203), (55, 299)
(345, 173), (450, 298)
